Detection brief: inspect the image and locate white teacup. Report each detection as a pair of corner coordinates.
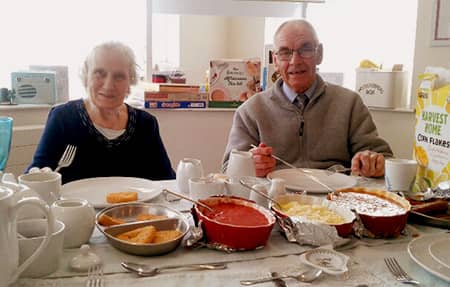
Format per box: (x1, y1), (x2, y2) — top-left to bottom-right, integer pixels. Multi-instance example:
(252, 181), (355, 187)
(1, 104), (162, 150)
(18, 172), (61, 205)
(189, 177), (225, 201)
(18, 219), (65, 278)
(385, 158), (418, 192)
(226, 150), (255, 180)
(51, 199), (95, 248)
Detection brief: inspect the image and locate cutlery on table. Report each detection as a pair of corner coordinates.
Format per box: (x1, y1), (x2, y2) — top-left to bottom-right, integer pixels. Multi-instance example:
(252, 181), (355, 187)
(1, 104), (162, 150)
(270, 272), (287, 287)
(121, 261), (227, 277)
(384, 257), (422, 286)
(162, 188), (214, 212)
(240, 268), (322, 285)
(86, 264), (104, 287)
(55, 144), (77, 172)
(250, 144), (334, 191)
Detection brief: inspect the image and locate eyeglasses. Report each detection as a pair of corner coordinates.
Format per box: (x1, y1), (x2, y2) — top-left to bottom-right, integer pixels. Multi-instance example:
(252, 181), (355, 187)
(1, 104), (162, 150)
(275, 45), (318, 61)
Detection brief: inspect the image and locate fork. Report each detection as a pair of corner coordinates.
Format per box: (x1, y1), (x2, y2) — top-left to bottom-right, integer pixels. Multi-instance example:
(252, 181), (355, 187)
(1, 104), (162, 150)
(86, 265), (104, 287)
(55, 145), (77, 172)
(384, 257), (422, 286)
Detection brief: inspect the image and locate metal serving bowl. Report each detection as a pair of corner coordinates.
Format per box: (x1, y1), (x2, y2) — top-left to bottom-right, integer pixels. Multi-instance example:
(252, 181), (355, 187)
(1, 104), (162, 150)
(95, 203), (189, 256)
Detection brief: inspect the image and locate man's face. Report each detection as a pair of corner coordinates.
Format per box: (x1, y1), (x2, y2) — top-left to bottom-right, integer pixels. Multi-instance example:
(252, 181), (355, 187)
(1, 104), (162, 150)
(273, 23), (322, 94)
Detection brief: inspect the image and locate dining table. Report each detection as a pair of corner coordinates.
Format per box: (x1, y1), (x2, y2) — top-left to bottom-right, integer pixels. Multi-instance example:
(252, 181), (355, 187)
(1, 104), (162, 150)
(13, 178), (450, 287)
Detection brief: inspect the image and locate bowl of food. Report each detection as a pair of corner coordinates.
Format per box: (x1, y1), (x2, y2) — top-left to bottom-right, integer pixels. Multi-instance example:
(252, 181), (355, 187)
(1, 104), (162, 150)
(96, 203), (189, 256)
(192, 196), (276, 250)
(327, 187), (411, 238)
(271, 193), (355, 237)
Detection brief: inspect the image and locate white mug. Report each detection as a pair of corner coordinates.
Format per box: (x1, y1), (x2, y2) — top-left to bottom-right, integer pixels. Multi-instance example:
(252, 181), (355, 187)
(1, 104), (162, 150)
(18, 219), (65, 278)
(226, 150), (255, 181)
(0, 186), (53, 286)
(189, 177), (225, 201)
(176, 158), (203, 195)
(18, 172), (61, 205)
(385, 158), (418, 192)
(51, 199), (95, 248)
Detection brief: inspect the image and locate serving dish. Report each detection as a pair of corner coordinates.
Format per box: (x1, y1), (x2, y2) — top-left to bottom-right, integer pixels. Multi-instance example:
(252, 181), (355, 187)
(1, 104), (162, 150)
(271, 193), (355, 237)
(95, 203), (189, 256)
(192, 196), (276, 250)
(328, 187), (411, 238)
(267, 168), (356, 193)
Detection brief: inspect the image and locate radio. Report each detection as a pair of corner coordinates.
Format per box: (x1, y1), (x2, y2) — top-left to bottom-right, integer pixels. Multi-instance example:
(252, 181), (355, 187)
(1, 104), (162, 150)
(11, 71), (56, 104)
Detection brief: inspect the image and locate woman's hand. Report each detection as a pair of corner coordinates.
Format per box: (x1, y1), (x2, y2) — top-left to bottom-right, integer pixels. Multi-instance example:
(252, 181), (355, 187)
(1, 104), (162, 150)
(250, 143), (276, 177)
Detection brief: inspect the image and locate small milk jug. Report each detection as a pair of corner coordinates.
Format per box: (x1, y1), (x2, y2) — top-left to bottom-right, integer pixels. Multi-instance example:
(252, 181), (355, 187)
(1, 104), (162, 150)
(226, 150), (255, 181)
(176, 158), (203, 195)
(268, 178), (286, 199)
(0, 185), (53, 287)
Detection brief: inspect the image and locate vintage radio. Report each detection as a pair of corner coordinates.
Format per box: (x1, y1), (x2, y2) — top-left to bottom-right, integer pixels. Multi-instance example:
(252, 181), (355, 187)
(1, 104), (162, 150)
(11, 71), (57, 104)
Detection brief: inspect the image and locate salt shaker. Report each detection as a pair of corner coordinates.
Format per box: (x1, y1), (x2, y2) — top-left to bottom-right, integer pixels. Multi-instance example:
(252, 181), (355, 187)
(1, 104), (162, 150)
(268, 178), (286, 198)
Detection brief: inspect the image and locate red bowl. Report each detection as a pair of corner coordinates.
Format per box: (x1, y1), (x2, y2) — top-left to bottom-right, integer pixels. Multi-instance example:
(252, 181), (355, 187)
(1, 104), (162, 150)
(328, 187), (411, 238)
(271, 194), (355, 238)
(193, 196), (276, 250)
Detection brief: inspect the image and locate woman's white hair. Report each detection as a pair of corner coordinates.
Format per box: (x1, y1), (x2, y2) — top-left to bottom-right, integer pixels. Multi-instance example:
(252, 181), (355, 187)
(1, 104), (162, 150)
(80, 41), (138, 88)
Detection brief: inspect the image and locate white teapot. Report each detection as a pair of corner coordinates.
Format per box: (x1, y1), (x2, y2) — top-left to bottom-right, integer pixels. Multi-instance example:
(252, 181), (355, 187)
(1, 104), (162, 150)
(0, 184), (53, 286)
(176, 158), (203, 195)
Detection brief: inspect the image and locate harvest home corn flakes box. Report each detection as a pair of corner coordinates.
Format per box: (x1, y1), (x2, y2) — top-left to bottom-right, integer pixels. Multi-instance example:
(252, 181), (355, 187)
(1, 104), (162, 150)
(209, 59), (261, 108)
(413, 72), (450, 191)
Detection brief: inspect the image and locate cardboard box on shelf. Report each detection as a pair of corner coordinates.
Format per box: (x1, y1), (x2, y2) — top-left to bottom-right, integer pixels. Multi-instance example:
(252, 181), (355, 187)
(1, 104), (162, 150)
(209, 59), (261, 108)
(355, 69), (408, 108)
(145, 101), (206, 109)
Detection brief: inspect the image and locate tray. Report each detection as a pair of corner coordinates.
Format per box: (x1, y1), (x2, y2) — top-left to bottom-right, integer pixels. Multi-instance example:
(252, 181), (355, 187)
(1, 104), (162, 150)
(408, 210), (450, 229)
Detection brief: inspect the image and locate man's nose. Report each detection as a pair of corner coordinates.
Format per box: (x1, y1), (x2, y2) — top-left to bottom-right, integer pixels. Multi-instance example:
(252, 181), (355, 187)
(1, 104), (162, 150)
(289, 50), (303, 64)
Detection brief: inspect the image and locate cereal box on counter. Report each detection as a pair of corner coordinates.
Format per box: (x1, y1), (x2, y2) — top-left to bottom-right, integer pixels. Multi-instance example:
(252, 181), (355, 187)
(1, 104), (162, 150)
(208, 59), (261, 108)
(413, 67), (450, 192)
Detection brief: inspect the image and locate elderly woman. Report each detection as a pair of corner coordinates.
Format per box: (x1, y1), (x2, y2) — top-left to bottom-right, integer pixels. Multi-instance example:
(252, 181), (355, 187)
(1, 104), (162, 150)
(28, 41), (175, 183)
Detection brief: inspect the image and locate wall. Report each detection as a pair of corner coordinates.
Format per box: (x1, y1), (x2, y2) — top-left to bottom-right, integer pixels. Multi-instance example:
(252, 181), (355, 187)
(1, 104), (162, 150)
(411, 0), (450, 103)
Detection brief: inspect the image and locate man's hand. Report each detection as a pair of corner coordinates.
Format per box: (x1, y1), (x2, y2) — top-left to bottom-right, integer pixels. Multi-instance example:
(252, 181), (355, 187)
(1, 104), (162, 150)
(250, 143), (276, 177)
(351, 150), (385, 177)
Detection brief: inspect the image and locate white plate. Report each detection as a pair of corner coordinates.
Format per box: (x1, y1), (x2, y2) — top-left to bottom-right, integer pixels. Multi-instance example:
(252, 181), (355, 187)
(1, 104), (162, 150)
(60, 177), (161, 208)
(429, 238), (450, 269)
(267, 168), (357, 193)
(408, 233), (450, 282)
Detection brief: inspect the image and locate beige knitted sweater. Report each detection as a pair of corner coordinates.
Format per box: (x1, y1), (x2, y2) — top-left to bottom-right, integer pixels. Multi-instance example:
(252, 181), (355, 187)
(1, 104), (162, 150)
(223, 75), (393, 169)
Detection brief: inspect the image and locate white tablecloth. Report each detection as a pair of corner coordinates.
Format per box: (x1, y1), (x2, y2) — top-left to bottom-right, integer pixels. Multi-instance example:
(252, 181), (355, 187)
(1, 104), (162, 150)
(14, 179), (450, 287)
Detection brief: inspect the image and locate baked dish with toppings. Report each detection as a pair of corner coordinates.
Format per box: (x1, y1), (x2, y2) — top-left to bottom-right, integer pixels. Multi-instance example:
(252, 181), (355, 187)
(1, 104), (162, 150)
(328, 187), (411, 238)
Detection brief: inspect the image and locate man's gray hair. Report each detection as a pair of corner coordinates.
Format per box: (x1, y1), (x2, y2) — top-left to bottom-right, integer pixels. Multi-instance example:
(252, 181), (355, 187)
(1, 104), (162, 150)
(273, 19), (319, 48)
(80, 41), (138, 88)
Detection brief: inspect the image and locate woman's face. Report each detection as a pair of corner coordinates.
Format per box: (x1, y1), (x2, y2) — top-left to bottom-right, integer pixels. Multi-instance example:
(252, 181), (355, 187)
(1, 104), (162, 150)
(273, 23), (322, 94)
(87, 49), (130, 110)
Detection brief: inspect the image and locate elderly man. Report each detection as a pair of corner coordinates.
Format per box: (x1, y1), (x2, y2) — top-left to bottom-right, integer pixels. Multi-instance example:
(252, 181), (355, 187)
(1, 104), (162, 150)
(223, 19), (392, 178)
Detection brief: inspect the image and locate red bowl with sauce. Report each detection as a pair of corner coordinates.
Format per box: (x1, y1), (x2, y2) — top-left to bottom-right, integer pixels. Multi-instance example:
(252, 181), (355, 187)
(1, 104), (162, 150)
(192, 196), (276, 250)
(271, 194), (356, 238)
(327, 187), (411, 238)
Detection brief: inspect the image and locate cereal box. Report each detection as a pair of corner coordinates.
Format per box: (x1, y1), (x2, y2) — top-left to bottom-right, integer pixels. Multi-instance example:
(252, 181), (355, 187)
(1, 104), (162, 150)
(413, 71), (450, 191)
(208, 59), (261, 108)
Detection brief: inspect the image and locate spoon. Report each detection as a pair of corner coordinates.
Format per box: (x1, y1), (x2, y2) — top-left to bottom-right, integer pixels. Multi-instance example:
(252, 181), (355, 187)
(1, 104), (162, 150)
(163, 188), (214, 212)
(240, 268), (322, 285)
(250, 144), (334, 192)
(121, 261), (227, 277)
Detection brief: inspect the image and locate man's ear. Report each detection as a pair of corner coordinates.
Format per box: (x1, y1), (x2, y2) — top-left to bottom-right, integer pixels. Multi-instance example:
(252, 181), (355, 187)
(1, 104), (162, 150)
(273, 54), (280, 73)
(316, 43), (323, 65)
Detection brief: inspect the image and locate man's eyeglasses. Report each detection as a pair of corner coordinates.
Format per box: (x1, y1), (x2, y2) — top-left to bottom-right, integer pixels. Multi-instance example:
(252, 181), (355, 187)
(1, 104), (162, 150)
(275, 45), (318, 61)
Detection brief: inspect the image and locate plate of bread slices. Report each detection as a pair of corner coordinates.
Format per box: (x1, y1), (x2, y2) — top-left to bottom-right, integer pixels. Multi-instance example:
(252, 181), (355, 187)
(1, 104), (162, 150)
(60, 177), (161, 208)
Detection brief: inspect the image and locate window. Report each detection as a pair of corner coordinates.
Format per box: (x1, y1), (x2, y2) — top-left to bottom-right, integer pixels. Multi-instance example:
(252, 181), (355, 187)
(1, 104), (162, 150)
(0, 0), (179, 100)
(265, 0), (418, 105)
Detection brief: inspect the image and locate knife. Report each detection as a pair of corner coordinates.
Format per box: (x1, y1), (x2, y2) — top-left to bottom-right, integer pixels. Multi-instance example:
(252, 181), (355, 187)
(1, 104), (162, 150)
(271, 272), (287, 287)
